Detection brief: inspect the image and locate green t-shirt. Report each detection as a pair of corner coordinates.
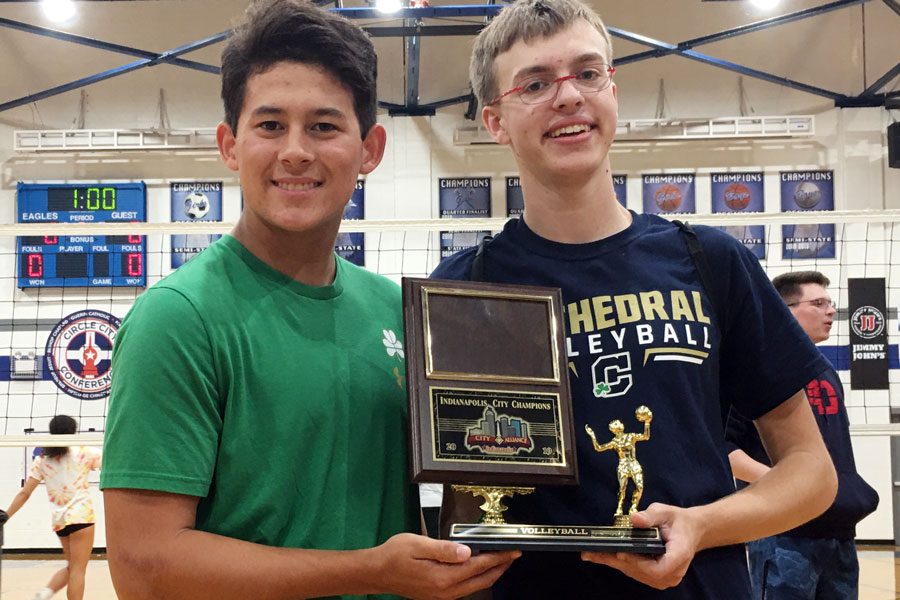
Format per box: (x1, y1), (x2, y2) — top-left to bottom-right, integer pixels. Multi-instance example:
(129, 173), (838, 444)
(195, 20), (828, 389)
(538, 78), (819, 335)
(101, 236), (418, 599)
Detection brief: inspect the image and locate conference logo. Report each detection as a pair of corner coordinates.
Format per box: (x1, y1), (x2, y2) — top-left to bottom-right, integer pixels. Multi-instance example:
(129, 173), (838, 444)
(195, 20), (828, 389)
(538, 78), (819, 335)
(45, 310), (120, 400)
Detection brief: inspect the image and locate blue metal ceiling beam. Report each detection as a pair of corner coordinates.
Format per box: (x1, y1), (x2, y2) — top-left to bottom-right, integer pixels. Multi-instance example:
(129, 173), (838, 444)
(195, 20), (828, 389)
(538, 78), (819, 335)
(0, 5), (499, 115)
(883, 0), (900, 16)
(611, 0), (900, 107)
(379, 94), (472, 116)
(0, 31), (229, 113)
(423, 93), (474, 110)
(682, 0), (869, 47)
(617, 0), (870, 65)
(862, 62), (900, 96)
(380, 101), (435, 116)
(363, 24), (484, 37)
(332, 5), (503, 19)
(0, 2), (890, 115)
(405, 19), (422, 108)
(0, 17), (219, 74)
(609, 26), (848, 101)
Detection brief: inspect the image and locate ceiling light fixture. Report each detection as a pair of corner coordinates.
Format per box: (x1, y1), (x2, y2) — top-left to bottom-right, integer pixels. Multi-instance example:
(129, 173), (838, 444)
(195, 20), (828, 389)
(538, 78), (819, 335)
(375, 0), (403, 14)
(750, 0), (780, 10)
(42, 0), (76, 24)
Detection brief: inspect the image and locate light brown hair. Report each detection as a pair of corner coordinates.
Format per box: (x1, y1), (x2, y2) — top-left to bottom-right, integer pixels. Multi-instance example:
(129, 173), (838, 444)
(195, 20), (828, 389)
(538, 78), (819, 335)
(469, 0), (613, 107)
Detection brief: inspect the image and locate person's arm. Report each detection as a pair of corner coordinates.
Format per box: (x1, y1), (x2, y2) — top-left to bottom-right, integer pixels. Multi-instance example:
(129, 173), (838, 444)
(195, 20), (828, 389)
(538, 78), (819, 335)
(637, 419), (651, 442)
(727, 448), (770, 484)
(583, 424), (613, 453)
(582, 389), (836, 590)
(5, 476), (40, 519)
(105, 488), (518, 600)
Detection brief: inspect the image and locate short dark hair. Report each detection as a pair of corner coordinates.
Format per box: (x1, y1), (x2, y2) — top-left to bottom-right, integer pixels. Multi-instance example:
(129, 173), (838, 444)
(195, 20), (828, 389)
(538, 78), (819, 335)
(772, 271), (831, 304)
(42, 414), (77, 459)
(221, 0), (378, 138)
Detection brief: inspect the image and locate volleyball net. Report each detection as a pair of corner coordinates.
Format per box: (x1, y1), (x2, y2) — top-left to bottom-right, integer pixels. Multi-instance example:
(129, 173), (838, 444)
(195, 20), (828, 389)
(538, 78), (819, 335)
(1, 209), (899, 446)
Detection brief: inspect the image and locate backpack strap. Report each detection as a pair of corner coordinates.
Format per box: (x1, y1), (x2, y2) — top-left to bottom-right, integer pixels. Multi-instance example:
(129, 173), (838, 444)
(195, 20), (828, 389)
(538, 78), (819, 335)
(673, 219), (734, 431)
(469, 235), (494, 282)
(672, 220), (724, 330)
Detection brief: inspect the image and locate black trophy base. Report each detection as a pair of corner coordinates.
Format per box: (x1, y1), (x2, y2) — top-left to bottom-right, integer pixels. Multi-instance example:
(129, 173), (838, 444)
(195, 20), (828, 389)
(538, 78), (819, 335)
(450, 523), (665, 555)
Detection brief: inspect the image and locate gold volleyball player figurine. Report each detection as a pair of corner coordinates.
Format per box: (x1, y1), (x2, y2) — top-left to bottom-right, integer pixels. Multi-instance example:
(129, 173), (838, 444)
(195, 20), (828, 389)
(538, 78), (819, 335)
(584, 405), (653, 527)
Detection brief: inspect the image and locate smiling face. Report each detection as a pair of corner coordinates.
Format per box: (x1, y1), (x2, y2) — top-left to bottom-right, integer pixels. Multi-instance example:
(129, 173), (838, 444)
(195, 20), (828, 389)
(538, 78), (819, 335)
(482, 20), (617, 186)
(217, 60), (385, 245)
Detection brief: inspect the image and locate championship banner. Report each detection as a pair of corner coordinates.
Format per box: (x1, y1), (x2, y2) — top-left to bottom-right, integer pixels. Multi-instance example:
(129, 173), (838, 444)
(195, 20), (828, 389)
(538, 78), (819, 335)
(711, 172), (765, 260)
(336, 180), (365, 266)
(780, 170), (835, 260)
(613, 175), (627, 207)
(439, 177), (491, 260)
(171, 182), (223, 268)
(848, 277), (889, 389)
(506, 177), (523, 217)
(641, 174), (695, 215)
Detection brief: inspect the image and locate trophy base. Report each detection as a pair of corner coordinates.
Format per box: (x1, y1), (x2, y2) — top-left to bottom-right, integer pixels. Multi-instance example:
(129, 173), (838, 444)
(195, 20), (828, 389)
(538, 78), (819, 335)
(449, 523), (665, 554)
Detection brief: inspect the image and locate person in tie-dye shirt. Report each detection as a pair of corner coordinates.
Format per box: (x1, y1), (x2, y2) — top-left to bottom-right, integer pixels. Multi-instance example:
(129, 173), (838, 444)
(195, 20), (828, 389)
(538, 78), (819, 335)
(4, 415), (101, 600)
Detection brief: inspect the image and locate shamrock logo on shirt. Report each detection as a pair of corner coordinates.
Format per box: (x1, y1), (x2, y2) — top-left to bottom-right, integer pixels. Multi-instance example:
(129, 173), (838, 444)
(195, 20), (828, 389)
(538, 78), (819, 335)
(383, 329), (405, 360)
(594, 382), (610, 398)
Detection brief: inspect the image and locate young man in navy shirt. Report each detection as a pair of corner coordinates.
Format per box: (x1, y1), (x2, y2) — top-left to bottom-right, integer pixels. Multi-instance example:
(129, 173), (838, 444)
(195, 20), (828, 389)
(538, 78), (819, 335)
(727, 271), (878, 599)
(434, 0), (838, 597)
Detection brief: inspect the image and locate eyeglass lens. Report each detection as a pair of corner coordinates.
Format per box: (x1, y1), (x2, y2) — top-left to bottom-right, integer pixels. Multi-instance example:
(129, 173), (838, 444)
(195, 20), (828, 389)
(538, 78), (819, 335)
(794, 298), (835, 309)
(518, 67), (613, 105)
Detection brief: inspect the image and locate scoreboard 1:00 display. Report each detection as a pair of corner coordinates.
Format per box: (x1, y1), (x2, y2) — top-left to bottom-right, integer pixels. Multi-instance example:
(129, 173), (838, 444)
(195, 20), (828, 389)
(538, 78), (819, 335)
(16, 181), (148, 288)
(48, 186), (120, 211)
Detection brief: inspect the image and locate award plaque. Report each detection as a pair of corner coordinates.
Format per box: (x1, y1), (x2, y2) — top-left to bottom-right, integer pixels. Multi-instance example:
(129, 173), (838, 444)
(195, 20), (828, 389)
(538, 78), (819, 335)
(403, 277), (664, 554)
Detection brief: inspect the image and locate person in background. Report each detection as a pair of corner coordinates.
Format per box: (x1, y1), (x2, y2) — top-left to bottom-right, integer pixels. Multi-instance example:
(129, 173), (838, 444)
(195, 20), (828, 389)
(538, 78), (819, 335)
(4, 414), (101, 600)
(727, 271), (879, 599)
(100, 2), (517, 599)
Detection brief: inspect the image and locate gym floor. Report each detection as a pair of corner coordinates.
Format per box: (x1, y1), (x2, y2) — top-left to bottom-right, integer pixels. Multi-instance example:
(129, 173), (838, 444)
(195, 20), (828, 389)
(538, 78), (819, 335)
(1, 546), (898, 599)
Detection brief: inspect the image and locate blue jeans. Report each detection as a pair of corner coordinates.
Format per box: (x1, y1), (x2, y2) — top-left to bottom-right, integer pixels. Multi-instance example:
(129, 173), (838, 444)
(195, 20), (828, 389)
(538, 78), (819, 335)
(747, 536), (859, 600)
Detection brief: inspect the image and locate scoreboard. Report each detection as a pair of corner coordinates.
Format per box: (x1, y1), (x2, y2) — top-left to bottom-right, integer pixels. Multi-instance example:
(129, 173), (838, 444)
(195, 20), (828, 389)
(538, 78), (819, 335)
(17, 182), (147, 288)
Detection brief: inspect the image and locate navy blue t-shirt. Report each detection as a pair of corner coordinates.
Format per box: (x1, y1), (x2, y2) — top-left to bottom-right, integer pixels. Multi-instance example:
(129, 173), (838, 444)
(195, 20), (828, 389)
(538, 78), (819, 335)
(431, 213), (830, 599)
(726, 365), (878, 540)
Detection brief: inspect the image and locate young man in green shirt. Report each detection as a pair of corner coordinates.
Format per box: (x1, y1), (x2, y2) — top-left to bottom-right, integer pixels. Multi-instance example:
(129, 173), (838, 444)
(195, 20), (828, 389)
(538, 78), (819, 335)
(100, 2), (518, 598)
